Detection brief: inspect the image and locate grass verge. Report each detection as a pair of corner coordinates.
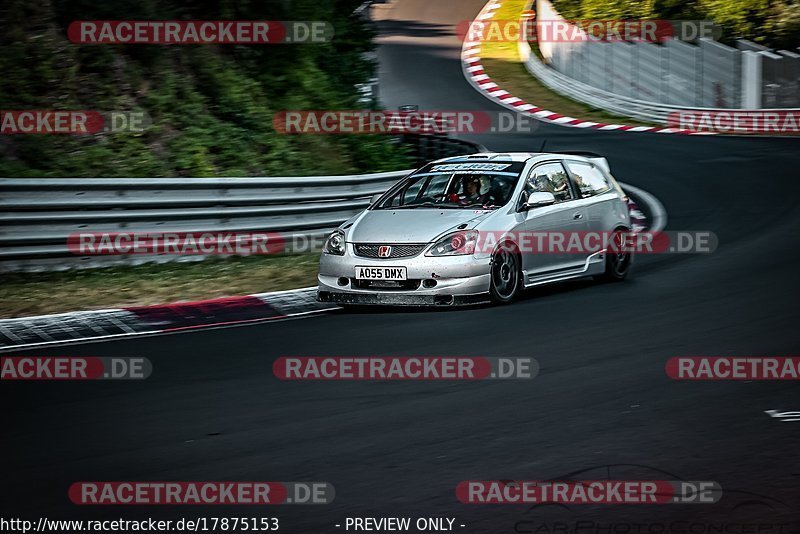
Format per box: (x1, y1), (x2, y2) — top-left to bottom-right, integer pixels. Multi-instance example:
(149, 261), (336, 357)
(477, 0), (657, 128)
(0, 254), (321, 319)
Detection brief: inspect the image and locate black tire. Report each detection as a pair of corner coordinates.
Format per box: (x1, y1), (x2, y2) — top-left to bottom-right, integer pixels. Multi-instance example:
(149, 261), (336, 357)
(489, 242), (522, 304)
(598, 229), (632, 282)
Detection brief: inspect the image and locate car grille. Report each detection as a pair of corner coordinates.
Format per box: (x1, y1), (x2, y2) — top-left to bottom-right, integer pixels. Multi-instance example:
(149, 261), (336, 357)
(354, 243), (426, 259)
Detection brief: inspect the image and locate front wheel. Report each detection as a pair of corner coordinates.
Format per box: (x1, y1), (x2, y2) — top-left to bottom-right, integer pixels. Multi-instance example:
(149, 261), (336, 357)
(489, 243), (521, 304)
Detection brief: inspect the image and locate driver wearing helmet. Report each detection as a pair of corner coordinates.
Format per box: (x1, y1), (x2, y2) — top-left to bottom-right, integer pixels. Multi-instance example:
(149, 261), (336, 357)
(459, 175), (483, 203)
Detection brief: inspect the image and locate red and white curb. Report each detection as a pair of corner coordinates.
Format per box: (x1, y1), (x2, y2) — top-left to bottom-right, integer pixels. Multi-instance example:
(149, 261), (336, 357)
(0, 288), (336, 351)
(461, 0), (714, 135)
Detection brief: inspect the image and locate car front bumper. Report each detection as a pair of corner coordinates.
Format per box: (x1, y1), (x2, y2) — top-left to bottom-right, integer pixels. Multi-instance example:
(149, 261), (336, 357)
(317, 246), (492, 306)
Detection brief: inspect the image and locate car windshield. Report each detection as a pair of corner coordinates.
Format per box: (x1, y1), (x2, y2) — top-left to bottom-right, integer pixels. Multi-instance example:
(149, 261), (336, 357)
(374, 161), (524, 210)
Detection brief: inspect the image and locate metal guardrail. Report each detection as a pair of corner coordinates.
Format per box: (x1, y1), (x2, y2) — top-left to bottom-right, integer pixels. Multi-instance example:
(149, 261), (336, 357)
(1, 130), (488, 272)
(0, 171), (413, 272)
(0, 170), (656, 273)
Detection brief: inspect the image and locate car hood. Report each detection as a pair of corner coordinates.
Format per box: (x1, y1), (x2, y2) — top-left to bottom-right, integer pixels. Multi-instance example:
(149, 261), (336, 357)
(347, 209), (493, 243)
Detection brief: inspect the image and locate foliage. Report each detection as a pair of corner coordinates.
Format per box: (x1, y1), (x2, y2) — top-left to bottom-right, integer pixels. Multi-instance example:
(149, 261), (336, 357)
(0, 0), (411, 177)
(550, 0), (799, 48)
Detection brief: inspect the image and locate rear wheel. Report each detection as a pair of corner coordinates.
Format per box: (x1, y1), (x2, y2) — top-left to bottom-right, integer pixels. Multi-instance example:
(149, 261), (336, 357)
(489, 242), (521, 304)
(598, 229), (632, 282)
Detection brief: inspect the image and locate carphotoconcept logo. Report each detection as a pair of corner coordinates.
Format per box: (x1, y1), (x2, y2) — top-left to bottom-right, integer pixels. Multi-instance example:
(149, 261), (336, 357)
(509, 466), (798, 532)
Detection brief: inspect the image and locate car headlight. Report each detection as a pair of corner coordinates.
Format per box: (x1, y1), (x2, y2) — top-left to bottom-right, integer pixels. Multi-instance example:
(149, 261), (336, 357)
(426, 230), (478, 256)
(323, 230), (346, 256)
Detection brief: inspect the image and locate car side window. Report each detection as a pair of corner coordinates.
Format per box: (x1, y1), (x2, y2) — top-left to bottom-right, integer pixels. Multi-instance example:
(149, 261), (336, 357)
(526, 162), (574, 203)
(565, 161), (611, 198)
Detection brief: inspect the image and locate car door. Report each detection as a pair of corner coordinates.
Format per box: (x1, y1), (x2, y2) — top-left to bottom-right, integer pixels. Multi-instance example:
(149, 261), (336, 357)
(520, 160), (588, 282)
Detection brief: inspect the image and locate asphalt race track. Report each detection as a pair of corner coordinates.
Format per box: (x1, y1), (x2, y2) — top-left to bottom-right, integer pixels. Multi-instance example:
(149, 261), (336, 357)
(3, 0), (800, 531)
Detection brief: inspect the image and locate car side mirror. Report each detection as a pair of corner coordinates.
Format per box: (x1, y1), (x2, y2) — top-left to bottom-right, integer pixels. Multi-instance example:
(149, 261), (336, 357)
(523, 192), (556, 210)
(370, 193), (382, 204)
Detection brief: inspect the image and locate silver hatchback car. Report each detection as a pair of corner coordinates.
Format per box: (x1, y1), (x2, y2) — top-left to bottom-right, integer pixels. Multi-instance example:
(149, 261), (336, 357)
(317, 152), (633, 306)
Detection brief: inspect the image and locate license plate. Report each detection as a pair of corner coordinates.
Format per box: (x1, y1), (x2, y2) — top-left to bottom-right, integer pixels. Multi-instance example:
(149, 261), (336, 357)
(355, 266), (407, 281)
